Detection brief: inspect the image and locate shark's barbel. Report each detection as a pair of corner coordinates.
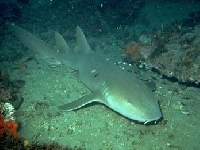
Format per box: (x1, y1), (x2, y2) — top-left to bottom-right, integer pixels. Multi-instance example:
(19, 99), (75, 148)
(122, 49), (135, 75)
(8, 23), (162, 124)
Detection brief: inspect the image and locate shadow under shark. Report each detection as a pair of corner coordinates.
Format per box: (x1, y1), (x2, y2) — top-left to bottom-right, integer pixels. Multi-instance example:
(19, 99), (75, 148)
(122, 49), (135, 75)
(8, 23), (162, 124)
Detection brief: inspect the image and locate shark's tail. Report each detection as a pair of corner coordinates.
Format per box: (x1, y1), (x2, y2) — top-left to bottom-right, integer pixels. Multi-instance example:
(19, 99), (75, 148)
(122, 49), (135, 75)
(7, 23), (54, 58)
(7, 23), (92, 70)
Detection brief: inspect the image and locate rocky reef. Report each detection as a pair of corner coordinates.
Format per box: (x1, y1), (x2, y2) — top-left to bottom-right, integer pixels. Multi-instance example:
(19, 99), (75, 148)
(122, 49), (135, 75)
(123, 23), (200, 85)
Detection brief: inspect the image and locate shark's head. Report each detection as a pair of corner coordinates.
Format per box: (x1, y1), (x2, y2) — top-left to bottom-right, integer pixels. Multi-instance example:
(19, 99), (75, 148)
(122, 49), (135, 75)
(103, 81), (162, 124)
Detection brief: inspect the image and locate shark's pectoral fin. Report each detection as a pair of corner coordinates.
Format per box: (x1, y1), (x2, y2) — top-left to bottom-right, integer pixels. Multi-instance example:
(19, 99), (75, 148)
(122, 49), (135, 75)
(58, 92), (102, 111)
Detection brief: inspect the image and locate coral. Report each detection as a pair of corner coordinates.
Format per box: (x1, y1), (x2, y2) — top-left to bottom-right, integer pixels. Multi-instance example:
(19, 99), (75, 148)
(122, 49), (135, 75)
(126, 42), (140, 56)
(123, 42), (143, 63)
(0, 102), (15, 122)
(122, 41), (155, 70)
(0, 115), (20, 138)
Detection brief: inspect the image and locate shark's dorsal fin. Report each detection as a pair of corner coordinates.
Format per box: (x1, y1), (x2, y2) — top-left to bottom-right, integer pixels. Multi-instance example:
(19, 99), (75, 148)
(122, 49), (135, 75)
(75, 26), (92, 53)
(55, 31), (71, 52)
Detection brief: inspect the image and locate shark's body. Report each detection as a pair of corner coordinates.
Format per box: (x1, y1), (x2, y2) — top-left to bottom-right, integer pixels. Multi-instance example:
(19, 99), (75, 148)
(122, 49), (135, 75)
(8, 24), (162, 124)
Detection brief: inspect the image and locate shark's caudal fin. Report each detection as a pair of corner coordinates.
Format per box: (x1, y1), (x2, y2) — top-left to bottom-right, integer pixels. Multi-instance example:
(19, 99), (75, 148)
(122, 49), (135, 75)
(7, 23), (54, 59)
(7, 23), (93, 70)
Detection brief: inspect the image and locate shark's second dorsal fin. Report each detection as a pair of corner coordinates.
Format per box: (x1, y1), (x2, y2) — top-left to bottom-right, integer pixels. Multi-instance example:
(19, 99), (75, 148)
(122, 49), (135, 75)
(55, 31), (71, 52)
(75, 26), (92, 53)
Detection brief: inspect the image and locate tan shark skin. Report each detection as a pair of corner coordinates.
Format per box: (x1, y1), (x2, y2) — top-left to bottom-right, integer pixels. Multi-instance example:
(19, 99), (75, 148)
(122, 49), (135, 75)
(8, 24), (162, 124)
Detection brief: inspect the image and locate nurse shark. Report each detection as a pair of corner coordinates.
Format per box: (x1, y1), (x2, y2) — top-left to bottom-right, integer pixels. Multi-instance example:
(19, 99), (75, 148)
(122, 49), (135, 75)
(8, 23), (162, 124)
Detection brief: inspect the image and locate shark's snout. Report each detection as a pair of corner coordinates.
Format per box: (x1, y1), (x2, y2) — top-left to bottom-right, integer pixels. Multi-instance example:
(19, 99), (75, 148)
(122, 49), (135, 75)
(106, 92), (162, 124)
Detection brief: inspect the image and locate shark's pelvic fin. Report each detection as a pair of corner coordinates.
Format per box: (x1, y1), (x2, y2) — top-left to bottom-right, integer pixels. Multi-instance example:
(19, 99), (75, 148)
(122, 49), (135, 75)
(74, 26), (92, 53)
(58, 92), (102, 111)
